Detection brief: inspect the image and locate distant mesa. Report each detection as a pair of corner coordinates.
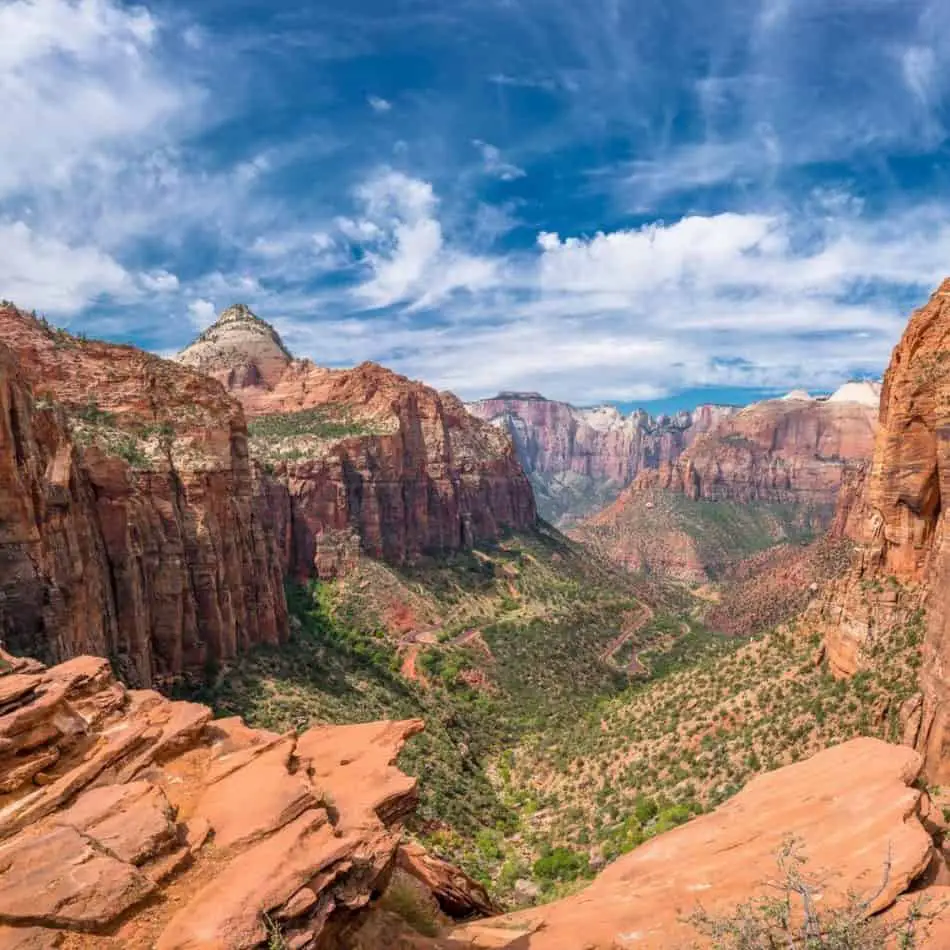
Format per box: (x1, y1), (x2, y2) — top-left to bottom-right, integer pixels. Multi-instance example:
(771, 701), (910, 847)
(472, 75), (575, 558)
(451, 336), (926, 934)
(781, 389), (813, 401)
(493, 391), (549, 401)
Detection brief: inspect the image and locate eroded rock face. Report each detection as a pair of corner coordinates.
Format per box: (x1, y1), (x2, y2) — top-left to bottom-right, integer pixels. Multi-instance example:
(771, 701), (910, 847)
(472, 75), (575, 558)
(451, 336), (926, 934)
(177, 308), (537, 576)
(466, 392), (736, 523)
(633, 386), (879, 513)
(0, 647), (443, 949)
(0, 306), (287, 685)
(811, 281), (950, 779)
(451, 738), (936, 949)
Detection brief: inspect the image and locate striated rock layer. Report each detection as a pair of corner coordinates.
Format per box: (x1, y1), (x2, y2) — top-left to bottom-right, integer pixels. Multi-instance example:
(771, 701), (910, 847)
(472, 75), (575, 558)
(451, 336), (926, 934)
(810, 281), (950, 781)
(177, 307), (537, 576)
(466, 392), (736, 523)
(632, 385), (879, 513)
(0, 648), (488, 949)
(0, 305), (286, 685)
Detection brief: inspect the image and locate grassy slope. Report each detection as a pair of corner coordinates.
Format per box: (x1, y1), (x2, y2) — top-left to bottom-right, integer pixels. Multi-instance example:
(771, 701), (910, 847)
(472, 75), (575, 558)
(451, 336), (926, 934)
(180, 517), (924, 911)
(503, 606), (923, 867)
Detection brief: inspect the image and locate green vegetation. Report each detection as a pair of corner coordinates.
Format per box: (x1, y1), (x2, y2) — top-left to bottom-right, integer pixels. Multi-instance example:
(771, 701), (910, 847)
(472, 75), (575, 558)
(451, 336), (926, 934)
(504, 609), (924, 868)
(181, 520), (927, 914)
(379, 876), (441, 937)
(246, 405), (395, 466)
(248, 406), (373, 441)
(64, 398), (175, 469)
(575, 489), (828, 580)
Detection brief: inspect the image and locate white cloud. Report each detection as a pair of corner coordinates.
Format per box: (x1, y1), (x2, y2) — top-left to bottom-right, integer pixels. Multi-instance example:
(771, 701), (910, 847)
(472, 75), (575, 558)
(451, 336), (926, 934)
(367, 95), (392, 113)
(139, 269), (179, 292)
(0, 220), (132, 314)
(186, 298), (216, 327)
(342, 170), (498, 309)
(274, 195), (948, 403)
(472, 140), (526, 181)
(0, 0), (187, 200)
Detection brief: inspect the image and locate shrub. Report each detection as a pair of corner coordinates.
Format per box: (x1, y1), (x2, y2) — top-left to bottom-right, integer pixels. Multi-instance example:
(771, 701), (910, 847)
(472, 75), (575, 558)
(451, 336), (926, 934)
(686, 839), (939, 949)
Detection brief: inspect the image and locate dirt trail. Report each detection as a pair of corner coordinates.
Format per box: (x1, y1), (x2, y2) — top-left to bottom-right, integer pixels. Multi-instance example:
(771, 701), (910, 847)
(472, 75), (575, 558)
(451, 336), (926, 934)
(397, 628), (438, 686)
(600, 602), (655, 674)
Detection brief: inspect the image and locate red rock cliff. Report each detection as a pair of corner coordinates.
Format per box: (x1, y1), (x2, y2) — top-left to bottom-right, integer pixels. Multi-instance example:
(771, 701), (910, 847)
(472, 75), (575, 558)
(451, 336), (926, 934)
(466, 392), (736, 522)
(177, 307), (537, 577)
(0, 648), (490, 949)
(811, 281), (950, 780)
(0, 305), (287, 685)
(633, 387), (879, 514)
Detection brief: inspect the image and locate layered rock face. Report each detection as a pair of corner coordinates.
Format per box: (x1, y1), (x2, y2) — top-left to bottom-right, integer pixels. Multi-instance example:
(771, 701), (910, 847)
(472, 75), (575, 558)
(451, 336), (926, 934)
(0, 648), (489, 949)
(451, 738), (945, 948)
(177, 307), (536, 576)
(632, 383), (880, 512)
(809, 282), (950, 780)
(0, 305), (287, 685)
(466, 392), (736, 523)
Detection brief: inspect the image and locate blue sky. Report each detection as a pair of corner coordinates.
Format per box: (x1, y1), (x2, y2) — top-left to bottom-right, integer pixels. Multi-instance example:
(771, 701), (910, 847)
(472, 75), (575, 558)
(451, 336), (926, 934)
(2, 0), (950, 409)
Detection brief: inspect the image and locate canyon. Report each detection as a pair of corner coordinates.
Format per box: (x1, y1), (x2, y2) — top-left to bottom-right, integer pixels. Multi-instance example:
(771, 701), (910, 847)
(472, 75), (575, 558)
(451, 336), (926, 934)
(0, 303), (534, 686)
(2, 277), (950, 948)
(571, 383), (880, 580)
(178, 305), (536, 576)
(466, 392), (735, 524)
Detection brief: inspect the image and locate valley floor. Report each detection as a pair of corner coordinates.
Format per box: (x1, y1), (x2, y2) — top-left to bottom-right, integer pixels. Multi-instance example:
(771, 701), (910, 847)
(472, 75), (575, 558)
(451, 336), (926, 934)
(179, 523), (927, 914)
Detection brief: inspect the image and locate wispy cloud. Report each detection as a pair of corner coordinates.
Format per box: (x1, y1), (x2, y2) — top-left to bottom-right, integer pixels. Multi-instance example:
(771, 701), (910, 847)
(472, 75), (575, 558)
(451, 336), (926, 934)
(472, 140), (526, 181)
(367, 95), (392, 113)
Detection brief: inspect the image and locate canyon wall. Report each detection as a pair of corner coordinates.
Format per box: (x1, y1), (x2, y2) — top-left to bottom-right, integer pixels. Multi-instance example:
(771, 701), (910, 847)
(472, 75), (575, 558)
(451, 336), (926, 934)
(177, 306), (537, 577)
(632, 387), (879, 513)
(0, 305), (287, 685)
(466, 392), (736, 523)
(810, 281), (950, 781)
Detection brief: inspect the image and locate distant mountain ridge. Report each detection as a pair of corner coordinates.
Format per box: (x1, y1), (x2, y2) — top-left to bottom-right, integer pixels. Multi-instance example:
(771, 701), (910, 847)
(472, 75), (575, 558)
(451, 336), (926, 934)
(467, 383), (880, 527)
(466, 392), (737, 524)
(177, 303), (537, 574)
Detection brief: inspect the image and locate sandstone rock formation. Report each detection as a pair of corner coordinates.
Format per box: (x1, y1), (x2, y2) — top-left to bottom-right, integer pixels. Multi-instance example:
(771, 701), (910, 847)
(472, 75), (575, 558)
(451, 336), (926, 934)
(0, 647), (486, 949)
(466, 392), (736, 524)
(569, 384), (879, 580)
(808, 281), (950, 781)
(176, 303), (293, 389)
(177, 307), (536, 576)
(0, 305), (286, 686)
(631, 383), (879, 512)
(450, 738), (944, 949)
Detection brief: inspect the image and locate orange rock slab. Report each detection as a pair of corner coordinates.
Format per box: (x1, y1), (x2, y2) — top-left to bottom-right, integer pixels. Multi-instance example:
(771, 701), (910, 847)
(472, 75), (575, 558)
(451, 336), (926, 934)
(451, 738), (934, 949)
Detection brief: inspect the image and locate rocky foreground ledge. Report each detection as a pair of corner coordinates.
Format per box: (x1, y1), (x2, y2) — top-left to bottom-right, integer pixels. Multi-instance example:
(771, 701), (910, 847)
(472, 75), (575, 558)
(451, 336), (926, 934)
(4, 647), (950, 949)
(0, 649), (489, 949)
(451, 737), (950, 949)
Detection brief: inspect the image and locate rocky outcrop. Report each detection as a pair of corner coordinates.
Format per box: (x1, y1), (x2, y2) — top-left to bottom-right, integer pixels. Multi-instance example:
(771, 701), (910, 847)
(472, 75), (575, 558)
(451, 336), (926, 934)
(0, 305), (287, 685)
(632, 384), (879, 514)
(466, 392), (736, 524)
(176, 303), (293, 389)
(809, 282), (950, 780)
(451, 738), (943, 949)
(177, 307), (537, 576)
(569, 385), (879, 580)
(0, 647), (486, 949)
